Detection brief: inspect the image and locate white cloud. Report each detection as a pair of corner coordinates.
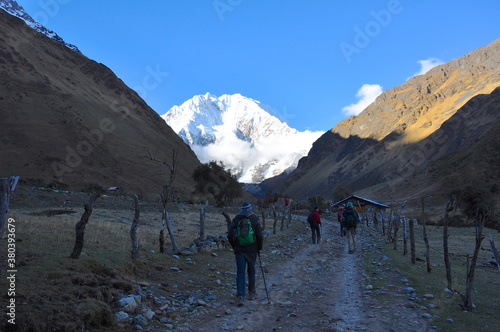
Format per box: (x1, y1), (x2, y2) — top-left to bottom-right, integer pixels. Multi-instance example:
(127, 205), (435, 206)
(342, 84), (383, 116)
(412, 57), (445, 77)
(192, 129), (324, 183)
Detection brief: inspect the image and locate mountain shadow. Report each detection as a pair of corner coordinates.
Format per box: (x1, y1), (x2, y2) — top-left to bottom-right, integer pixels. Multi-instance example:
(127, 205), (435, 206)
(0, 9), (202, 194)
(263, 86), (500, 206)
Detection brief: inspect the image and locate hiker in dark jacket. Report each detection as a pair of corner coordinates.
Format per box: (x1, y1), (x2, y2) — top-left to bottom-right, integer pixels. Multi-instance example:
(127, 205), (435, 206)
(309, 206), (322, 244)
(228, 202), (264, 306)
(341, 202), (360, 253)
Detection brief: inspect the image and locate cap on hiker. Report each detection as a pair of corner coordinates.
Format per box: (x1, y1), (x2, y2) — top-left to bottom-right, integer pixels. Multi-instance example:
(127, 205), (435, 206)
(347, 201), (353, 207)
(241, 202), (252, 210)
(314, 206), (318, 210)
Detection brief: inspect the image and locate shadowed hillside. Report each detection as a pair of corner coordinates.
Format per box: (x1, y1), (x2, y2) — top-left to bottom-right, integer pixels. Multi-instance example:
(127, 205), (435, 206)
(0, 9), (201, 194)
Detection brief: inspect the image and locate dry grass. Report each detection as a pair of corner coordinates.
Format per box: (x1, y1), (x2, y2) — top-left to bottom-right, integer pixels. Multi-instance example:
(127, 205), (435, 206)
(0, 196), (307, 331)
(363, 221), (500, 331)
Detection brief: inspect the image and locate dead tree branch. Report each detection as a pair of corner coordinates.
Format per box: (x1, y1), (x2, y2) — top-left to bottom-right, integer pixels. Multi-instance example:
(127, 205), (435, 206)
(143, 147), (180, 254)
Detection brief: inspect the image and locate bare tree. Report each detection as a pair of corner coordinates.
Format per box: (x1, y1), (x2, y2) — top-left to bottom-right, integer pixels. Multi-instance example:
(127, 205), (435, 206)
(463, 209), (489, 310)
(130, 194), (140, 259)
(443, 196), (454, 290)
(144, 147), (180, 254)
(0, 176), (19, 275)
(70, 191), (102, 259)
(422, 197), (432, 273)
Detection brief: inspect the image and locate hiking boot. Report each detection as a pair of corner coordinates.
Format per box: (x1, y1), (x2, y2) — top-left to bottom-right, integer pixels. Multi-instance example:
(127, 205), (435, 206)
(248, 292), (257, 300)
(237, 296), (244, 306)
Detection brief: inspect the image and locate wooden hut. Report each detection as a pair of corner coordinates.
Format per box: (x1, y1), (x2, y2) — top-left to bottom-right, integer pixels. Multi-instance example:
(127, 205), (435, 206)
(331, 195), (390, 228)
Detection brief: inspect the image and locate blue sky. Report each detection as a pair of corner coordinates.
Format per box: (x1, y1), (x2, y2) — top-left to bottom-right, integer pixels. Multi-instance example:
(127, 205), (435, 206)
(16, 0), (500, 132)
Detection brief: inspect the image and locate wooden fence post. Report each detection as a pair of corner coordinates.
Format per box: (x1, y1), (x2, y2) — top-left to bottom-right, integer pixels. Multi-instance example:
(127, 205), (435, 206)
(199, 201), (208, 241)
(443, 197), (454, 290)
(272, 205), (278, 234)
(410, 219), (415, 264)
(381, 210), (385, 237)
(130, 195), (140, 259)
(393, 200), (407, 250)
(422, 197), (432, 273)
(464, 210), (488, 310)
(387, 208), (393, 243)
(70, 192), (101, 259)
(489, 235), (500, 272)
(403, 218), (408, 255)
(0, 176), (19, 275)
(222, 208), (232, 232)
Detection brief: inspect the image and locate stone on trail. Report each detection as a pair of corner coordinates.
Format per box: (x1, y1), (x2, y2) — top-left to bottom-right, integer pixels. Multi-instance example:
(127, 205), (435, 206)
(115, 311), (129, 322)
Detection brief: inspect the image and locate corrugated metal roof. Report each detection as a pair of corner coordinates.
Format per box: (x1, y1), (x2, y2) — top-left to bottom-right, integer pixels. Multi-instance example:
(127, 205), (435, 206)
(331, 195), (391, 208)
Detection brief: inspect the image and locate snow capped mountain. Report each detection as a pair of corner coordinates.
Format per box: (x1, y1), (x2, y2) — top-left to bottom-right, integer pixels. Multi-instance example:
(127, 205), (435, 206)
(162, 93), (324, 183)
(0, 0), (80, 52)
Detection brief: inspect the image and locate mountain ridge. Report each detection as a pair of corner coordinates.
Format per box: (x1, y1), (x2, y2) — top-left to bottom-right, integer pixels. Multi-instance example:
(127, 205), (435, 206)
(0, 0), (80, 52)
(264, 37), (500, 203)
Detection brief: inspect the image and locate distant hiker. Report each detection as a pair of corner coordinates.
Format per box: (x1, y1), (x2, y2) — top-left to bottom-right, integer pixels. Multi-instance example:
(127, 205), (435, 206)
(338, 204), (346, 237)
(307, 206), (322, 244)
(228, 202), (264, 306)
(341, 202), (360, 253)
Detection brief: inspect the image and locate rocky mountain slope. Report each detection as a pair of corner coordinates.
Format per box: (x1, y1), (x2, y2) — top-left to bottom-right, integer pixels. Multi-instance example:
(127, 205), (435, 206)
(0, 8), (201, 194)
(266, 38), (500, 203)
(0, 0), (79, 52)
(162, 93), (323, 183)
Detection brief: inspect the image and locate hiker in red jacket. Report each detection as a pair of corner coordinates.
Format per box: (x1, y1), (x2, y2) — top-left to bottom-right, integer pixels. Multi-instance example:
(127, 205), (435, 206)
(308, 206), (322, 244)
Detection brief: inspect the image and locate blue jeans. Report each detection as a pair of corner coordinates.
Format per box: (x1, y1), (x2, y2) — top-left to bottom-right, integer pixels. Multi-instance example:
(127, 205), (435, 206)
(235, 252), (257, 298)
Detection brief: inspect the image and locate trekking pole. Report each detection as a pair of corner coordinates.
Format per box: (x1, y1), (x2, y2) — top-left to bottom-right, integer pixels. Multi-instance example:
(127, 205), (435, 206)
(258, 252), (271, 304)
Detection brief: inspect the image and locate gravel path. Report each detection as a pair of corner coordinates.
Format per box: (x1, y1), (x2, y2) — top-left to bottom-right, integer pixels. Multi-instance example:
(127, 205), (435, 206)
(188, 220), (432, 331)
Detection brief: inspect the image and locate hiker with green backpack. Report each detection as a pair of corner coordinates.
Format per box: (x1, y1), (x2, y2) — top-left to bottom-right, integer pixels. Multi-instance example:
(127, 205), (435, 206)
(228, 202), (264, 306)
(341, 201), (360, 253)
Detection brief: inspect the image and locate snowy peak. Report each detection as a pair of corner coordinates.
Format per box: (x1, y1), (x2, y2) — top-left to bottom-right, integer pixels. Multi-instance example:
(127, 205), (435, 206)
(162, 93), (323, 183)
(163, 93), (297, 146)
(0, 0), (80, 52)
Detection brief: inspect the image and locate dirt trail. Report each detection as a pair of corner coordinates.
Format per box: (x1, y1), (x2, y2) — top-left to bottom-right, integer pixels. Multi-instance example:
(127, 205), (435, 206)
(188, 220), (431, 331)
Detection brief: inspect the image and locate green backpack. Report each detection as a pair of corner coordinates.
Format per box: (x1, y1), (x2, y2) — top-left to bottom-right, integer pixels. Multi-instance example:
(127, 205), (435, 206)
(237, 218), (256, 246)
(342, 210), (358, 227)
